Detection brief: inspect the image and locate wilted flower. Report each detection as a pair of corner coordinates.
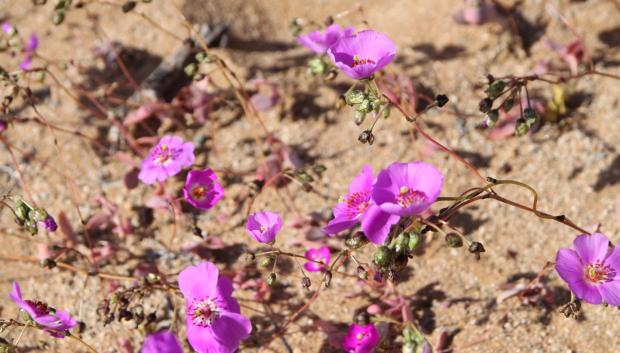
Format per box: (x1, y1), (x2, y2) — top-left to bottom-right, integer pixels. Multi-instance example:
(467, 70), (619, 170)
(296, 24), (354, 54)
(372, 161), (443, 216)
(342, 322), (380, 353)
(246, 211), (283, 244)
(328, 29), (396, 79)
(179, 262), (252, 353)
(138, 135), (195, 184)
(183, 168), (224, 210)
(555, 233), (620, 306)
(304, 246), (331, 272)
(141, 331), (183, 353)
(9, 282), (77, 337)
(323, 164), (399, 245)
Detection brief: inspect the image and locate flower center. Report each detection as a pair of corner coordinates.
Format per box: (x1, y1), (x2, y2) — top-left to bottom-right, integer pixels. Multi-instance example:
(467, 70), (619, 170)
(25, 300), (51, 316)
(260, 225), (268, 232)
(396, 187), (428, 208)
(352, 55), (376, 68)
(345, 191), (371, 219)
(190, 299), (220, 327)
(356, 332), (367, 340)
(152, 144), (180, 166)
(584, 261), (615, 284)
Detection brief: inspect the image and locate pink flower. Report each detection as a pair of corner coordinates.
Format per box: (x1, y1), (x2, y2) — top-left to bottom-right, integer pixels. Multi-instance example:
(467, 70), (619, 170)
(179, 262), (252, 353)
(372, 161), (443, 217)
(0, 119), (6, 132)
(183, 168), (224, 210)
(327, 29), (396, 79)
(246, 211), (283, 244)
(1, 22), (13, 35)
(9, 282), (77, 338)
(296, 24), (355, 54)
(323, 165), (399, 245)
(138, 135), (195, 184)
(342, 323), (380, 353)
(141, 331), (182, 353)
(20, 33), (39, 71)
(555, 233), (620, 306)
(304, 246), (331, 272)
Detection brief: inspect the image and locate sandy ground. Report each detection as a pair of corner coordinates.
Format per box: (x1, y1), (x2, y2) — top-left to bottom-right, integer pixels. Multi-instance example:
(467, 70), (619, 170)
(1, 0), (620, 352)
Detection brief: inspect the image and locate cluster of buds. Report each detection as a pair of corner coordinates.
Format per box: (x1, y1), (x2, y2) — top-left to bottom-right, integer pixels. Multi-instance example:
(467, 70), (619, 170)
(343, 88), (390, 126)
(8, 196), (57, 235)
(306, 57), (330, 77)
(184, 51), (215, 81)
(479, 75), (539, 135)
(373, 225), (422, 281)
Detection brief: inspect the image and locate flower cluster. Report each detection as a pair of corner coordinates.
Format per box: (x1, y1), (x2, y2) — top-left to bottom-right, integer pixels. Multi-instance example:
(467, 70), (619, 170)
(8, 196), (57, 235)
(324, 161), (443, 245)
(138, 135), (224, 211)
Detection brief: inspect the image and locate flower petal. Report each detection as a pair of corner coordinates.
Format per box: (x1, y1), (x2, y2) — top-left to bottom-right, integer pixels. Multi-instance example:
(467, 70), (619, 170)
(323, 216), (358, 235)
(210, 311), (252, 353)
(573, 233), (610, 264)
(599, 280), (620, 306)
(187, 323), (216, 353)
(179, 262), (219, 300)
(555, 248), (584, 285)
(361, 204), (400, 244)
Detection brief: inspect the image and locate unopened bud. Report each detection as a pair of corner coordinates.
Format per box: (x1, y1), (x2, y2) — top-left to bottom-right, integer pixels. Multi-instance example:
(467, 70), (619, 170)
(301, 276), (311, 289)
(515, 118), (529, 136)
(30, 207), (48, 222)
(52, 11), (65, 25)
(407, 232), (422, 252)
(40, 258), (56, 269)
(502, 96), (514, 112)
(435, 94), (449, 107)
(358, 130), (374, 145)
(374, 246), (393, 267)
(345, 90), (366, 105)
(345, 231), (369, 249)
(468, 241), (486, 260)
(354, 110), (366, 125)
(357, 266), (368, 280)
(523, 107), (538, 127)
(445, 233), (463, 248)
(121, 1), (137, 13)
(324, 270), (332, 287)
(259, 255), (276, 268)
(184, 63), (197, 77)
(478, 97), (493, 113)
(266, 273), (277, 286)
(485, 80), (506, 99)
(484, 109), (500, 128)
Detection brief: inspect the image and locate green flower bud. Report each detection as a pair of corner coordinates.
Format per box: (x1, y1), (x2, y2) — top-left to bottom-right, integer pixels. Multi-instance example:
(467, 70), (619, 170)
(266, 273), (277, 286)
(407, 232), (422, 252)
(478, 97), (493, 113)
(307, 58), (327, 76)
(29, 207), (48, 222)
(374, 246), (393, 267)
(485, 80), (506, 99)
(356, 99), (372, 113)
(523, 107), (538, 127)
(502, 96), (514, 112)
(354, 110), (366, 125)
(184, 63), (197, 77)
(52, 11), (65, 26)
(484, 109), (500, 128)
(515, 118), (529, 136)
(445, 233), (463, 248)
(345, 90), (365, 105)
(259, 255), (276, 268)
(14, 200), (30, 222)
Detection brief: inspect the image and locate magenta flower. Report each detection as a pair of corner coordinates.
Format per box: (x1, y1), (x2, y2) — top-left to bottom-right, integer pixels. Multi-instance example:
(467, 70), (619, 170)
(0, 119), (7, 133)
(342, 323), (380, 353)
(38, 215), (57, 232)
(246, 211), (282, 244)
(372, 161), (443, 217)
(304, 246), (331, 272)
(20, 33), (39, 71)
(555, 233), (620, 306)
(1, 22), (14, 35)
(138, 135), (195, 185)
(323, 164), (400, 245)
(9, 282), (77, 338)
(327, 29), (396, 79)
(141, 331), (183, 353)
(179, 262), (252, 353)
(183, 168), (224, 210)
(296, 24), (354, 54)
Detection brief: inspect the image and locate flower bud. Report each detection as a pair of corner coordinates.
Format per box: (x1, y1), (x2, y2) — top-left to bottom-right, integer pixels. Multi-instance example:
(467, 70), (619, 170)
(354, 110), (366, 125)
(29, 207), (48, 222)
(122, 1), (137, 13)
(301, 276), (311, 289)
(145, 273), (160, 283)
(484, 109), (499, 128)
(523, 107), (538, 127)
(445, 233), (463, 248)
(355, 311), (370, 325)
(478, 97), (493, 113)
(345, 231), (369, 249)
(184, 63), (197, 77)
(345, 90), (366, 105)
(357, 265), (368, 280)
(307, 58), (327, 76)
(468, 241), (486, 260)
(407, 232), (422, 252)
(356, 99), (372, 113)
(266, 273), (277, 286)
(515, 118), (529, 136)
(52, 11), (65, 25)
(502, 96), (514, 112)
(358, 130), (374, 145)
(259, 255), (276, 268)
(435, 94), (449, 107)
(324, 270), (332, 288)
(14, 200), (30, 223)
(374, 246), (393, 267)
(391, 232), (410, 254)
(485, 80), (506, 99)
(41, 258), (56, 269)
